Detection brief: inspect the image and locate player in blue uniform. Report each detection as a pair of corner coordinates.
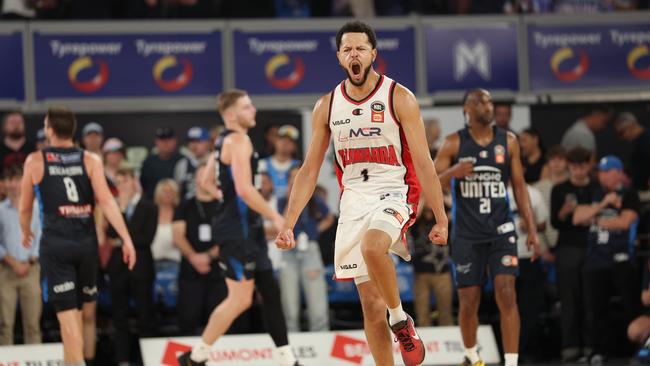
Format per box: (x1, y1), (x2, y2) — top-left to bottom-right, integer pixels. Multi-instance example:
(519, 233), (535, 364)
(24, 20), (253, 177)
(435, 89), (539, 366)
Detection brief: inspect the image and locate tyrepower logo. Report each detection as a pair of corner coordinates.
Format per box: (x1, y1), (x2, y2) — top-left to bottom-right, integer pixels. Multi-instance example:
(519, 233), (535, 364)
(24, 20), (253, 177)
(161, 341), (192, 366)
(330, 334), (369, 364)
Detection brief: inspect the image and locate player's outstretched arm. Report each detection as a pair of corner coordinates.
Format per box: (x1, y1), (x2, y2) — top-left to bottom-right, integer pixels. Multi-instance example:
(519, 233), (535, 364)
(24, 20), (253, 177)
(86, 152), (136, 270)
(393, 84), (447, 244)
(228, 133), (283, 230)
(276, 94), (332, 249)
(509, 133), (540, 259)
(19, 152), (40, 248)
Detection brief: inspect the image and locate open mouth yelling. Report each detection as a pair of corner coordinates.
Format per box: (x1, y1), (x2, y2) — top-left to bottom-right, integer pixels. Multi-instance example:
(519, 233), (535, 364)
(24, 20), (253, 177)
(351, 62), (362, 80)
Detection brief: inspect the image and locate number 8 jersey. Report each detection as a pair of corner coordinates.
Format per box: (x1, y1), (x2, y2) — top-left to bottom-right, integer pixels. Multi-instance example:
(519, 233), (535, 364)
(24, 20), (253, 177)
(451, 126), (515, 241)
(329, 75), (421, 222)
(38, 147), (96, 238)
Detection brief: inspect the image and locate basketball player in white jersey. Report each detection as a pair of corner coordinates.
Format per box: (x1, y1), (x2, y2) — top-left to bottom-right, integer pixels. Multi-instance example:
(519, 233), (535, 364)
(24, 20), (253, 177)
(276, 21), (448, 366)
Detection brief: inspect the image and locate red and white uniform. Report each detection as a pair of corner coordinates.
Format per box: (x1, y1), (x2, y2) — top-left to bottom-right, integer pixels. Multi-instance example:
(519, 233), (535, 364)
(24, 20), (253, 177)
(329, 75), (421, 281)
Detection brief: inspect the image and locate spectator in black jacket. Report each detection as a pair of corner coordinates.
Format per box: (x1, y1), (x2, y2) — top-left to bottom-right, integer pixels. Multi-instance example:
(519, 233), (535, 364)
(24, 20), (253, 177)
(140, 127), (183, 199)
(550, 147), (597, 362)
(106, 167), (158, 366)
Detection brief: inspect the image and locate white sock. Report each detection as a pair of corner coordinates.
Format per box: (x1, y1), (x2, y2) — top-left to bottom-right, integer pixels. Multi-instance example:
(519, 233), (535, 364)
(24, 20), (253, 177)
(504, 353), (518, 366)
(277, 345), (297, 366)
(464, 345), (480, 364)
(388, 303), (407, 326)
(190, 340), (212, 362)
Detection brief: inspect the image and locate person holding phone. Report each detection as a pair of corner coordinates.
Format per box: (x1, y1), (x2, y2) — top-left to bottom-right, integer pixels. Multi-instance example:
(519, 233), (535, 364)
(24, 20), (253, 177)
(550, 147), (598, 362)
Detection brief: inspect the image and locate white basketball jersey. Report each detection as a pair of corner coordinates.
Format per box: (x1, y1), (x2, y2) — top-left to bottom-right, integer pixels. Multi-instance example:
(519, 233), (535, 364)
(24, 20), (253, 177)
(329, 75), (421, 222)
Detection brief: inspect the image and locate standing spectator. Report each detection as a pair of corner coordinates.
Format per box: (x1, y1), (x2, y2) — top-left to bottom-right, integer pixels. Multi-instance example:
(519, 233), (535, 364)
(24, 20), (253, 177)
(102, 138), (126, 193)
(0, 112), (32, 176)
(81, 122), (104, 156)
(106, 167), (157, 366)
(175, 126), (212, 202)
(151, 179), (181, 269)
(494, 102), (513, 132)
(409, 205), (453, 327)
(258, 125), (301, 201)
(561, 105), (612, 156)
(614, 112), (650, 191)
(574, 155), (641, 364)
(0, 166), (41, 345)
(277, 167), (331, 332)
(140, 127), (183, 200)
(508, 183), (548, 362)
(172, 164), (224, 335)
(535, 146), (569, 250)
(550, 147), (597, 362)
(519, 128), (546, 184)
(425, 118), (441, 159)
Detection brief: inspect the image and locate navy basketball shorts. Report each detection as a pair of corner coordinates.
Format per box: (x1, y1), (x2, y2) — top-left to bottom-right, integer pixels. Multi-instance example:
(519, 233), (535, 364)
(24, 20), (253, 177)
(40, 234), (99, 312)
(451, 234), (518, 288)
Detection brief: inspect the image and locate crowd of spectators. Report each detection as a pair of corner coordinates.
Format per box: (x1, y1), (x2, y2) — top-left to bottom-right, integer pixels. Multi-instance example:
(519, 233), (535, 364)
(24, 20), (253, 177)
(1, 0), (648, 19)
(1, 107), (650, 365)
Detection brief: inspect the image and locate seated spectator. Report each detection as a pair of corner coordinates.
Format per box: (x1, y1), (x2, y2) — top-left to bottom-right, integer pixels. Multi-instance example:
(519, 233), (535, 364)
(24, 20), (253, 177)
(574, 155), (642, 364)
(0, 166), (41, 345)
(106, 167), (157, 366)
(81, 122), (104, 157)
(409, 204), (453, 327)
(172, 163), (224, 335)
(151, 179), (181, 270)
(277, 167), (331, 332)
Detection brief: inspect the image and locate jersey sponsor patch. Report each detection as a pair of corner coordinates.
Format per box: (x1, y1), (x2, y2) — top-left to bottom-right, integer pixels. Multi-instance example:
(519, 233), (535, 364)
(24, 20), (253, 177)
(45, 152), (60, 162)
(337, 145), (400, 168)
(494, 145), (506, 164)
(383, 207), (404, 224)
(58, 203), (93, 218)
(370, 101), (385, 123)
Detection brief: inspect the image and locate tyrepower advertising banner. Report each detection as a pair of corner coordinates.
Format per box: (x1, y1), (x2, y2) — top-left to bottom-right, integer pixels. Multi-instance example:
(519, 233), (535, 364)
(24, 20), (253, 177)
(528, 23), (650, 90)
(0, 32), (25, 100)
(141, 326), (499, 366)
(33, 32), (222, 99)
(233, 28), (415, 95)
(425, 25), (519, 92)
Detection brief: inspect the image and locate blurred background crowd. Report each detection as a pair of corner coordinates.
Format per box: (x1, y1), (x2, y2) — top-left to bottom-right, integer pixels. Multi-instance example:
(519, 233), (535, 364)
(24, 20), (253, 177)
(1, 101), (650, 365)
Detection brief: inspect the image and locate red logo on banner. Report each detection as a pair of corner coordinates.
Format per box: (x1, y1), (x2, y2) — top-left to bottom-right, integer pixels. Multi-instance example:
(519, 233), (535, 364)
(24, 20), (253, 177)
(265, 53), (306, 90)
(330, 334), (368, 364)
(68, 56), (109, 93)
(161, 341), (192, 366)
(550, 47), (589, 83)
(153, 55), (194, 92)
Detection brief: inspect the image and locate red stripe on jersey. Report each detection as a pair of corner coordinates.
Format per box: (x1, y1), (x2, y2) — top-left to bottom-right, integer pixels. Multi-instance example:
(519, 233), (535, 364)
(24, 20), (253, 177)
(339, 75), (384, 105)
(388, 80), (399, 125)
(398, 127), (421, 210)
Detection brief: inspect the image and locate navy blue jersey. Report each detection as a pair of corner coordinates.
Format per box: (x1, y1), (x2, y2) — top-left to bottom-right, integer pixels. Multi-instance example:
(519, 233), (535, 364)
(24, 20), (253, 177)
(586, 186), (640, 269)
(212, 129), (263, 240)
(37, 147), (96, 238)
(451, 126), (514, 241)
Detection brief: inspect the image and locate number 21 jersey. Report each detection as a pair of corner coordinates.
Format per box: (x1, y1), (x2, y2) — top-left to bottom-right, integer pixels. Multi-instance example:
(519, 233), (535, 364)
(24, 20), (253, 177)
(451, 126), (514, 241)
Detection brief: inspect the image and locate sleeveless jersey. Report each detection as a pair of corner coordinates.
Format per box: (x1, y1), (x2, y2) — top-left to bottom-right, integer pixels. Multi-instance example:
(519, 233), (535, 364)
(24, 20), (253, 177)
(451, 126), (514, 241)
(329, 75), (421, 222)
(212, 129), (263, 240)
(37, 147), (96, 238)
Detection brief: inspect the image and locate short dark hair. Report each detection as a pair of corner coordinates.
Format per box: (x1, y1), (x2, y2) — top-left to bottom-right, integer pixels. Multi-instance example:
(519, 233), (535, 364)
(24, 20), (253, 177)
(462, 88), (487, 106)
(216, 89), (248, 115)
(585, 104), (613, 117)
(336, 21), (377, 50)
(546, 145), (566, 160)
(46, 107), (76, 139)
(566, 147), (592, 164)
(3, 165), (22, 180)
(494, 102), (512, 111)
